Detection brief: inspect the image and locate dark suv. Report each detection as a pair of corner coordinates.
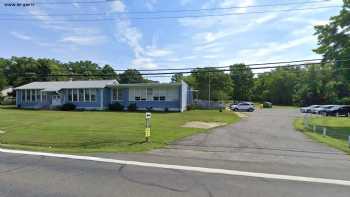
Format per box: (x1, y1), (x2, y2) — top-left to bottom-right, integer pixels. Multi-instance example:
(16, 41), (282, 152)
(323, 105), (350, 116)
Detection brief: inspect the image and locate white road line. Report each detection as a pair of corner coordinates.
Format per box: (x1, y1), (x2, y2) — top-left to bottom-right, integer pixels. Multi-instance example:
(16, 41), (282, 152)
(1, 148), (350, 186)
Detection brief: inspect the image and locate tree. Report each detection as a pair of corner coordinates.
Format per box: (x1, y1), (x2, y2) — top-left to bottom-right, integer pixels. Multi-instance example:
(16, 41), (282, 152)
(101, 64), (118, 80)
(118, 69), (146, 84)
(192, 68), (232, 101)
(171, 73), (184, 83)
(314, 0), (350, 81)
(230, 64), (254, 101)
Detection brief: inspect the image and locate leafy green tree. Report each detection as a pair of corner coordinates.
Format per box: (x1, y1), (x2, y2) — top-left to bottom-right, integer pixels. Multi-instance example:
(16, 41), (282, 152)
(192, 68), (232, 101)
(230, 64), (254, 101)
(118, 69), (146, 84)
(171, 73), (184, 83)
(314, 0), (350, 81)
(101, 64), (118, 80)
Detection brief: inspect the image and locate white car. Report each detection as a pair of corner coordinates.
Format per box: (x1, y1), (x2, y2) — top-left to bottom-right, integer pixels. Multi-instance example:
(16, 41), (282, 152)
(231, 102), (255, 112)
(300, 105), (320, 113)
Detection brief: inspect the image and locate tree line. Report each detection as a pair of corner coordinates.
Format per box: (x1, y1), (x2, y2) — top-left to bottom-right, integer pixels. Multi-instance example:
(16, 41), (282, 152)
(1, 0), (349, 106)
(0, 56), (155, 90)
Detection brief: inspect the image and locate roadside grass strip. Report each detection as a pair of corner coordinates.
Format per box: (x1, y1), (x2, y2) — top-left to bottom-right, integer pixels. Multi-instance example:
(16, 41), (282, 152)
(1, 148), (350, 186)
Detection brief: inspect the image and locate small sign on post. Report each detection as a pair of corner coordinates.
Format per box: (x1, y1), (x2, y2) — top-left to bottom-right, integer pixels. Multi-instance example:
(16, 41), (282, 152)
(323, 127), (327, 136)
(145, 112), (151, 142)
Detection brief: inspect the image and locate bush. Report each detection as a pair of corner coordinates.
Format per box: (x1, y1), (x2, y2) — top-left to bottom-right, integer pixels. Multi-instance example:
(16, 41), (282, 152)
(60, 103), (76, 111)
(128, 103), (137, 111)
(186, 105), (193, 111)
(109, 102), (124, 111)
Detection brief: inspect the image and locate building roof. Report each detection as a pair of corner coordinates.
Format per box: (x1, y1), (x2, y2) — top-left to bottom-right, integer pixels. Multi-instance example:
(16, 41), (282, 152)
(114, 82), (181, 88)
(15, 80), (118, 91)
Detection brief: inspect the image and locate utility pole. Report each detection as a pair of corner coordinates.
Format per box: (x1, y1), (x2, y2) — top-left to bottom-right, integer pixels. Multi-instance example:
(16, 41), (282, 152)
(208, 72), (211, 106)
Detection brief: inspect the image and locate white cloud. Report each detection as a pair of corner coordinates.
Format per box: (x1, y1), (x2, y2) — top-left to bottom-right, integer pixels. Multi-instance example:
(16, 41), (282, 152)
(10, 32), (32, 40)
(145, 46), (173, 57)
(61, 35), (107, 46)
(238, 36), (316, 59)
(110, 1), (126, 12)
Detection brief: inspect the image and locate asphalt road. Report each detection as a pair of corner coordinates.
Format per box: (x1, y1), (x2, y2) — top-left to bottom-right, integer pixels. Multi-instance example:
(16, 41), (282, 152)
(1, 108), (350, 197)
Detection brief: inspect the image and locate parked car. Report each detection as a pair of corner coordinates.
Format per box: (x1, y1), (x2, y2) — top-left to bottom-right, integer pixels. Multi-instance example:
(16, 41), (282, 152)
(263, 101), (272, 108)
(323, 105), (350, 116)
(314, 105), (337, 114)
(310, 105), (325, 114)
(300, 105), (320, 113)
(231, 102), (255, 112)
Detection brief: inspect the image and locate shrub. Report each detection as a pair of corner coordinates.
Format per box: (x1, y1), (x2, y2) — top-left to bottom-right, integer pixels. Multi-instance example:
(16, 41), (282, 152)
(60, 103), (76, 111)
(186, 105), (193, 111)
(109, 102), (124, 111)
(128, 103), (137, 111)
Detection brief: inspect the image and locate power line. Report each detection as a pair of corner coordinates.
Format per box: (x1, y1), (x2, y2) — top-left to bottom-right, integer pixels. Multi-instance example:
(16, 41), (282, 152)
(20, 0), (119, 5)
(112, 58), (327, 72)
(0, 0), (336, 16)
(21, 62), (350, 77)
(0, 5), (342, 22)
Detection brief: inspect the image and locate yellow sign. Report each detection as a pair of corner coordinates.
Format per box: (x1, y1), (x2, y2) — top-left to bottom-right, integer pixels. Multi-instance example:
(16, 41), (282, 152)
(145, 128), (151, 137)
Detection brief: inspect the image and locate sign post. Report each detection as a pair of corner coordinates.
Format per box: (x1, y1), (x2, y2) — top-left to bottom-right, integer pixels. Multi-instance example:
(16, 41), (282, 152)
(145, 112), (151, 142)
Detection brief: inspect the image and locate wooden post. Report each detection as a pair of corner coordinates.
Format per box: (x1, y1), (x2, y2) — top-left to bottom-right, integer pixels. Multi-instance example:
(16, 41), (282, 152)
(323, 127), (327, 136)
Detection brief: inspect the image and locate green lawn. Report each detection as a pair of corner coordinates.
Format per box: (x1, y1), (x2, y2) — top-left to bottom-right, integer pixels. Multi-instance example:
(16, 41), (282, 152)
(294, 117), (350, 154)
(0, 107), (239, 153)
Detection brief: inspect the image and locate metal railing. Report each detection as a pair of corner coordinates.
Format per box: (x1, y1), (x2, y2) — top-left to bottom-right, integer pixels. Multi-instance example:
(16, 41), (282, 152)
(303, 114), (350, 146)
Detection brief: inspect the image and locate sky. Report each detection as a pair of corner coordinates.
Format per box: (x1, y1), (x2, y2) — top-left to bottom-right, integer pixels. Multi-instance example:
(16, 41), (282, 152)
(0, 0), (344, 82)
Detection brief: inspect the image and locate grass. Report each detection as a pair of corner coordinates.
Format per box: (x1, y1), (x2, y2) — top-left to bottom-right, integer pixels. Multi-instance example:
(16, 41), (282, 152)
(0, 107), (239, 153)
(294, 117), (350, 154)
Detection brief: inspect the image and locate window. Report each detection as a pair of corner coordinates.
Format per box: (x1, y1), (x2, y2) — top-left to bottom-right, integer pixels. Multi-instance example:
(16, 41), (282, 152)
(79, 89), (84, 101)
(36, 90), (40, 101)
(68, 89), (73, 101)
(85, 89), (90, 101)
(147, 88), (153, 101)
(90, 89), (96, 102)
(21, 90), (25, 102)
(160, 96), (166, 101)
(112, 88), (123, 101)
(135, 96), (140, 101)
(73, 89), (78, 102)
(31, 90), (35, 102)
(42, 92), (47, 102)
(153, 96), (159, 101)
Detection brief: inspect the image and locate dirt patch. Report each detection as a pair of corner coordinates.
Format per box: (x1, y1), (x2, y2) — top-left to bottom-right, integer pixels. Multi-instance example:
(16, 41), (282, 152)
(182, 121), (226, 129)
(0, 130), (6, 134)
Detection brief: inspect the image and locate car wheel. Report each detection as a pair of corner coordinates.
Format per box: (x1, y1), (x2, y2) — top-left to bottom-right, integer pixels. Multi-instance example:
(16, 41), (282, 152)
(233, 108), (238, 111)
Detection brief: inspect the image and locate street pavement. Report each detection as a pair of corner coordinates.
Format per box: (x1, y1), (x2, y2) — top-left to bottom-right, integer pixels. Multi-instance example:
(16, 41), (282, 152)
(1, 108), (350, 197)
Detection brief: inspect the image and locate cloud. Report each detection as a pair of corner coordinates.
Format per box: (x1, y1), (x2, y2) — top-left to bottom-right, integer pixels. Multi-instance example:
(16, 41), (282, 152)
(61, 35), (107, 46)
(10, 32), (32, 40)
(145, 46), (173, 57)
(238, 36), (316, 59)
(110, 1), (126, 12)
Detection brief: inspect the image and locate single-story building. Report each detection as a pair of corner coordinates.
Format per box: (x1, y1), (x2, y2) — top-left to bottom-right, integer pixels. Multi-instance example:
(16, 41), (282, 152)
(14, 80), (192, 112)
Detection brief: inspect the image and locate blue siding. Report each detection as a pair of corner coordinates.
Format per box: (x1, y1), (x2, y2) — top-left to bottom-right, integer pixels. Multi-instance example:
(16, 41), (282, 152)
(16, 84), (190, 112)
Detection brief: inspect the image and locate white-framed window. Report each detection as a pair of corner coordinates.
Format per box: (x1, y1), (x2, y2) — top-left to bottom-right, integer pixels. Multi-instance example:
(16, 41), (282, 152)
(84, 89), (90, 101)
(68, 89), (73, 101)
(112, 88), (123, 101)
(21, 90), (25, 102)
(67, 88), (97, 102)
(73, 89), (78, 102)
(90, 89), (97, 102)
(79, 89), (84, 101)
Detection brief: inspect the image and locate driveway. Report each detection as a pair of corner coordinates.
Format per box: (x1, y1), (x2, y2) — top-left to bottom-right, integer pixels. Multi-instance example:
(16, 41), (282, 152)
(149, 108), (350, 179)
(1, 108), (350, 197)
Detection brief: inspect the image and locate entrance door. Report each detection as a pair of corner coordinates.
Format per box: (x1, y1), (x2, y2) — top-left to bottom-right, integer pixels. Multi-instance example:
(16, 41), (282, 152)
(51, 95), (61, 106)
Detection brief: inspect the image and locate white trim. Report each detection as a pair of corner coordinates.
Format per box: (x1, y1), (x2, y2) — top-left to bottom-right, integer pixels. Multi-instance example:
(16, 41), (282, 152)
(1, 148), (350, 186)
